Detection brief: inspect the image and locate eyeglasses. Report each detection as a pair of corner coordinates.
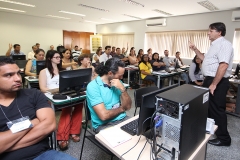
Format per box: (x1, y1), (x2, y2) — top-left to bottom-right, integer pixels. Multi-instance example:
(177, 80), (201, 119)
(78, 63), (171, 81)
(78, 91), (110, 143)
(52, 56), (61, 59)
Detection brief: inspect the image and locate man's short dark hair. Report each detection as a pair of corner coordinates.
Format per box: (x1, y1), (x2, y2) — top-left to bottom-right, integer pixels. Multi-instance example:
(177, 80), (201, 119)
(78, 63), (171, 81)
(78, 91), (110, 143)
(105, 46), (111, 50)
(112, 46), (115, 49)
(209, 22), (226, 36)
(36, 43), (40, 45)
(95, 58), (125, 76)
(0, 57), (16, 67)
(13, 44), (20, 48)
(75, 45), (78, 48)
(116, 48), (120, 50)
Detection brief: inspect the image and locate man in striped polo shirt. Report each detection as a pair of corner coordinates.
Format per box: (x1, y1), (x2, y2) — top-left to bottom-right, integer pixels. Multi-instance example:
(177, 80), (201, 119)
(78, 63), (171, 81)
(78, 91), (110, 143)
(189, 22), (233, 147)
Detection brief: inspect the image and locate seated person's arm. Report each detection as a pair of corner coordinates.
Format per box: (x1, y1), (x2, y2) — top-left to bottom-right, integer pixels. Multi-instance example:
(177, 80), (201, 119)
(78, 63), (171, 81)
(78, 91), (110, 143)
(25, 60), (36, 76)
(152, 61), (164, 68)
(140, 70), (151, 75)
(6, 44), (12, 56)
(62, 61), (77, 69)
(128, 56), (137, 65)
(0, 119), (39, 153)
(39, 69), (49, 93)
(94, 55), (99, 62)
(7, 107), (56, 151)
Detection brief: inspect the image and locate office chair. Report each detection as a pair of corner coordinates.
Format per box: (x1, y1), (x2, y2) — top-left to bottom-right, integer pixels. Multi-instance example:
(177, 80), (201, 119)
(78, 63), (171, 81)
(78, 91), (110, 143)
(133, 86), (158, 116)
(79, 100), (115, 160)
(48, 131), (57, 150)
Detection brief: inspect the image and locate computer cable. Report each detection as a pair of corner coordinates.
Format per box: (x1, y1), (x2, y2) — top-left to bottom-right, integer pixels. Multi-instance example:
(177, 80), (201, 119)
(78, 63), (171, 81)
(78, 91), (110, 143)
(120, 135), (142, 158)
(137, 140), (148, 160)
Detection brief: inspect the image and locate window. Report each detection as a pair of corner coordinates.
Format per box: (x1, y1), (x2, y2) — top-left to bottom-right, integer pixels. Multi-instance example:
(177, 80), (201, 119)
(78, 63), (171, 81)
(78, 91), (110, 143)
(102, 34), (134, 53)
(145, 31), (210, 58)
(233, 29), (240, 62)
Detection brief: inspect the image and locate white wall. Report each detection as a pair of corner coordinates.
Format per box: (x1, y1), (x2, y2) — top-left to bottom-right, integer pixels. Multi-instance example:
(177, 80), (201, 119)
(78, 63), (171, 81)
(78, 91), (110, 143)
(97, 10), (240, 53)
(0, 12), (96, 55)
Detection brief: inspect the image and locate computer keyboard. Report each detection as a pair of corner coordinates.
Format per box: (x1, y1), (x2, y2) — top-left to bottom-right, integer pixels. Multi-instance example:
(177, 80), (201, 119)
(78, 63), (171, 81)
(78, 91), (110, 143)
(120, 118), (138, 136)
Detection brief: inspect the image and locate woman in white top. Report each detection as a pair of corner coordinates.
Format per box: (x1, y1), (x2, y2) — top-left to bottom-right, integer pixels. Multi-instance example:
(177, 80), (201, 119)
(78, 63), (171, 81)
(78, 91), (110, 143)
(92, 48), (102, 67)
(61, 49), (78, 70)
(39, 50), (83, 151)
(128, 47), (139, 66)
(189, 55), (203, 86)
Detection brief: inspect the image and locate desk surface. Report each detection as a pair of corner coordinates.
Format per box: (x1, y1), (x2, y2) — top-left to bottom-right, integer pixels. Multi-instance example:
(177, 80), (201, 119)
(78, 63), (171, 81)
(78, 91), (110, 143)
(95, 116), (217, 160)
(229, 78), (240, 84)
(25, 76), (39, 82)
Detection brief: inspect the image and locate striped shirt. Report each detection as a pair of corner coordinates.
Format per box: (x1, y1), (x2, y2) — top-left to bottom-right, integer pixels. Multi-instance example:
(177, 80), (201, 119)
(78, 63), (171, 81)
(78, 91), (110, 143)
(202, 37), (234, 78)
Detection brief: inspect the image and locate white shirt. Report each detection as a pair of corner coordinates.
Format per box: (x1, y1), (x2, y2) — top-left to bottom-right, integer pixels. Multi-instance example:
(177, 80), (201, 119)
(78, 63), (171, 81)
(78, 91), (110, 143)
(202, 37), (234, 78)
(99, 53), (112, 64)
(27, 51), (35, 60)
(163, 56), (173, 67)
(92, 53), (100, 63)
(45, 69), (59, 89)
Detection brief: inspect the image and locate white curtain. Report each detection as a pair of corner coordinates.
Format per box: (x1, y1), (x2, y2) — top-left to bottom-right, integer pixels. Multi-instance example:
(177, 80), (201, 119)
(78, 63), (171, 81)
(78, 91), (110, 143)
(233, 30), (240, 62)
(102, 34), (134, 50)
(146, 31), (210, 58)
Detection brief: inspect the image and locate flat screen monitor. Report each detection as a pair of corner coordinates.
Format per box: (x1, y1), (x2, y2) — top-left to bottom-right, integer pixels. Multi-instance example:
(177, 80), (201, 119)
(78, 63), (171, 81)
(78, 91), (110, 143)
(137, 84), (179, 136)
(15, 60), (28, 69)
(59, 68), (92, 95)
(36, 60), (46, 75)
(12, 55), (26, 60)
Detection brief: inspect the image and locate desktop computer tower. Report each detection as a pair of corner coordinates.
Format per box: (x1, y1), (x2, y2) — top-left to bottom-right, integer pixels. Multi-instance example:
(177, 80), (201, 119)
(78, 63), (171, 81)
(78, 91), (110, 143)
(155, 84), (209, 160)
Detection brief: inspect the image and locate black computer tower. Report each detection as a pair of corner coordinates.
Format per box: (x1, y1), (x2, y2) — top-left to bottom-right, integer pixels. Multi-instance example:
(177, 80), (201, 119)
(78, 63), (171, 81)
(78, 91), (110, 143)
(155, 84), (209, 160)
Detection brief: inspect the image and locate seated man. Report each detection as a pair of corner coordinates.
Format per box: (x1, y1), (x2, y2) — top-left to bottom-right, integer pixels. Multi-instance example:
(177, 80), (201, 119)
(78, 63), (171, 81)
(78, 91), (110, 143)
(6, 43), (25, 57)
(0, 57), (75, 160)
(86, 58), (132, 133)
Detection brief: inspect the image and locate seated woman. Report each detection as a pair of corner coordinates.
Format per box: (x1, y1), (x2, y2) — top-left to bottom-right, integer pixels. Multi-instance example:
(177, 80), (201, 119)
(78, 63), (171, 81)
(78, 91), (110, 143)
(77, 54), (98, 80)
(147, 48), (153, 61)
(39, 50), (83, 151)
(150, 52), (166, 71)
(25, 49), (45, 76)
(128, 47), (139, 66)
(92, 48), (102, 67)
(139, 54), (157, 86)
(137, 49), (144, 62)
(61, 49), (78, 70)
(174, 51), (189, 84)
(189, 55), (203, 86)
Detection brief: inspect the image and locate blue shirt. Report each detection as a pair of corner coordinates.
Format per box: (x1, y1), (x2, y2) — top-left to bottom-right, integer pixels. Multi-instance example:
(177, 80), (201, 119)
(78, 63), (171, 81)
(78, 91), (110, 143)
(10, 50), (25, 55)
(86, 76), (126, 129)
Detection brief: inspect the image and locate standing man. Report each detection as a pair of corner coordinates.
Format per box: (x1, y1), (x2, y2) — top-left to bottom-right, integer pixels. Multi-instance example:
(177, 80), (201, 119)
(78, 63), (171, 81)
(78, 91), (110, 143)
(189, 22), (233, 146)
(27, 45), (38, 60)
(6, 44), (25, 57)
(99, 46), (112, 64)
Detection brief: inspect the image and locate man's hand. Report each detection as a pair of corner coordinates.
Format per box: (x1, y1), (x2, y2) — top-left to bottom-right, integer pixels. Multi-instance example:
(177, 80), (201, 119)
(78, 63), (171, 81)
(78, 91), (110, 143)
(209, 84), (216, 95)
(189, 41), (197, 51)
(71, 61), (78, 66)
(110, 79), (125, 91)
(9, 43), (13, 49)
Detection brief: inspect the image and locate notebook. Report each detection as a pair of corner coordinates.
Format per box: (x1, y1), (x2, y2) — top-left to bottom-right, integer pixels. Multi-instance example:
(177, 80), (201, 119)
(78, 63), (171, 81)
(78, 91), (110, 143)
(99, 126), (132, 147)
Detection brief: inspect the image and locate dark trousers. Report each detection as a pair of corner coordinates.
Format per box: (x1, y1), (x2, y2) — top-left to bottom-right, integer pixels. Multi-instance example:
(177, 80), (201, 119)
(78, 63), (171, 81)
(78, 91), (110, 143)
(235, 64), (240, 76)
(144, 75), (157, 86)
(203, 76), (231, 143)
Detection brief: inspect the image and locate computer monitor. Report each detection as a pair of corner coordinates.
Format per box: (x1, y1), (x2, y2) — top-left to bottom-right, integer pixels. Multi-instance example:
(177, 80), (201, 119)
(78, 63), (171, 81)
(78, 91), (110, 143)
(59, 68), (92, 95)
(12, 55), (26, 60)
(15, 60), (28, 69)
(137, 84), (179, 136)
(36, 60), (46, 75)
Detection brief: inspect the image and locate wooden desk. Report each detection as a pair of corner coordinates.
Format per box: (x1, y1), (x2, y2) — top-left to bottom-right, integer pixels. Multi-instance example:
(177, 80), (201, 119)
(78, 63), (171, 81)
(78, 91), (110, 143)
(95, 116), (217, 160)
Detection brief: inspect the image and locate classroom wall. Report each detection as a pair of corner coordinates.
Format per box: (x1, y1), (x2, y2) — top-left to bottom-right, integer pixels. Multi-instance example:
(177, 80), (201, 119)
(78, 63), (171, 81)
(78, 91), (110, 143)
(0, 12), (96, 55)
(97, 10), (240, 55)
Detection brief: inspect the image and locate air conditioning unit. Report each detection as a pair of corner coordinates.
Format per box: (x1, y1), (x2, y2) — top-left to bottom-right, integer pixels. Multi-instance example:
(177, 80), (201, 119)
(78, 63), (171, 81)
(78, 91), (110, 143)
(146, 18), (166, 27)
(232, 11), (240, 21)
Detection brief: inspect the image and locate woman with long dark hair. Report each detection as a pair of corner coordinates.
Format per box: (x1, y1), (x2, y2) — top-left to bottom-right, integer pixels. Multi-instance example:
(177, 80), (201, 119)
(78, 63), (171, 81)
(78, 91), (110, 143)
(147, 48), (153, 61)
(150, 52), (165, 71)
(137, 49), (144, 62)
(139, 54), (157, 86)
(25, 49), (45, 76)
(128, 47), (139, 66)
(92, 48), (102, 67)
(61, 49), (78, 70)
(39, 50), (83, 151)
(189, 55), (203, 86)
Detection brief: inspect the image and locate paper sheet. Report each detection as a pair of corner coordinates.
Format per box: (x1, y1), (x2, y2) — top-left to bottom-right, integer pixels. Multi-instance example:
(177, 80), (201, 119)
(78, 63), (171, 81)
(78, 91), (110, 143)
(99, 127), (132, 147)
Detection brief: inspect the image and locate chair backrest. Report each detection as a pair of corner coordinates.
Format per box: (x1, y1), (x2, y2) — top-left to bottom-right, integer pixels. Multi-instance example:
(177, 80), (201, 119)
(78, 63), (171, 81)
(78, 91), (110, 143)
(134, 86), (158, 109)
(15, 60), (28, 68)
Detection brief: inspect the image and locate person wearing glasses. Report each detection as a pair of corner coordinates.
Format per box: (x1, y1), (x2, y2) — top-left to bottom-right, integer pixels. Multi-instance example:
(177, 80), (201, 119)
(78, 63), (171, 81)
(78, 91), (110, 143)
(39, 50), (83, 151)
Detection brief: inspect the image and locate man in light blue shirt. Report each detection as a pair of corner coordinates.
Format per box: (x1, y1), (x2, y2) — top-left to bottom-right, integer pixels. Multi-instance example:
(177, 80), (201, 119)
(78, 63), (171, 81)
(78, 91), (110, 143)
(6, 44), (25, 58)
(86, 58), (132, 133)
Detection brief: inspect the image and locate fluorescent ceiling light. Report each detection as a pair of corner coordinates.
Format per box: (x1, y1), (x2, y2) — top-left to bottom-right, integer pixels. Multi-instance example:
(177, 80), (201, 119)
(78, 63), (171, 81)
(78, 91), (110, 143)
(79, 4), (109, 12)
(123, 14), (141, 19)
(46, 15), (71, 20)
(153, 9), (172, 16)
(119, 0), (144, 7)
(0, 7), (25, 12)
(0, 0), (35, 7)
(85, 20), (99, 24)
(101, 18), (116, 22)
(197, 0), (219, 11)
(59, 10), (85, 17)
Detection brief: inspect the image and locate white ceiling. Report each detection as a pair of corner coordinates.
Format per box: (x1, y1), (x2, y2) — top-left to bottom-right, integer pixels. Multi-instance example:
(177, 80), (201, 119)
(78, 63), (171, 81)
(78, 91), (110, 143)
(0, 0), (240, 24)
